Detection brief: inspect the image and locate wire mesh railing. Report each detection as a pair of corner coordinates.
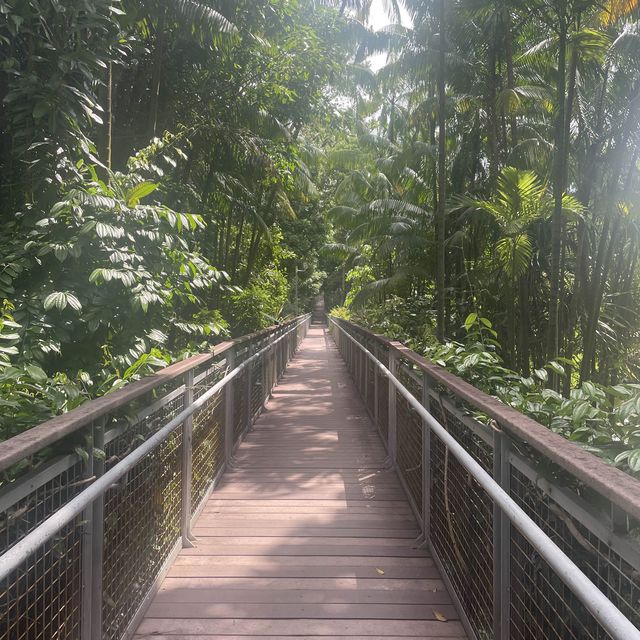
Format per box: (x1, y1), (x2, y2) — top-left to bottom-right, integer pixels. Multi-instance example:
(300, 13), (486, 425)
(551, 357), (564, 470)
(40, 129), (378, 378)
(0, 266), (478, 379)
(329, 316), (640, 640)
(0, 314), (311, 640)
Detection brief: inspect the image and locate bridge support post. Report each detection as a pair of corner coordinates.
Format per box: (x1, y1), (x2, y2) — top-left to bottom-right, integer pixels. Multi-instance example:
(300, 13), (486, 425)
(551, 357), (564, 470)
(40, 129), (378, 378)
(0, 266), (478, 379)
(419, 371), (432, 545)
(80, 422), (95, 640)
(359, 338), (365, 398)
(387, 349), (398, 467)
(493, 429), (512, 640)
(270, 332), (278, 394)
(246, 344), (254, 432)
(361, 340), (370, 407)
(89, 418), (105, 640)
(373, 344), (379, 428)
(180, 370), (195, 547)
(224, 348), (236, 466)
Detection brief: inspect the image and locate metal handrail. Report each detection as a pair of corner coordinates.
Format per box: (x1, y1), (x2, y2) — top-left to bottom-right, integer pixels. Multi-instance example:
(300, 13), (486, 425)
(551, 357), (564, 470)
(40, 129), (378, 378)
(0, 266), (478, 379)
(333, 318), (640, 522)
(0, 318), (304, 472)
(328, 316), (640, 640)
(0, 314), (311, 582)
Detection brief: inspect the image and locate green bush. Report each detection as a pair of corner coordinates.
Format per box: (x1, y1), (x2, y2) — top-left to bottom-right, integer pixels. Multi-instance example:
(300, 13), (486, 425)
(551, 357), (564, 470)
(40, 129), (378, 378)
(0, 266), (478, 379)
(225, 268), (289, 336)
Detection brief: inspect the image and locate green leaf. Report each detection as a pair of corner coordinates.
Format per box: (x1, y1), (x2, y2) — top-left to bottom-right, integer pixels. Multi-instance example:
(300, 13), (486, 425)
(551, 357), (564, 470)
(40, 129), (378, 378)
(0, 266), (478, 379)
(546, 361), (566, 376)
(572, 401), (592, 423)
(66, 293), (82, 312)
(44, 291), (68, 311)
(26, 364), (48, 382)
(464, 313), (477, 331)
(533, 368), (548, 382)
(126, 181), (157, 206)
(44, 291), (81, 312)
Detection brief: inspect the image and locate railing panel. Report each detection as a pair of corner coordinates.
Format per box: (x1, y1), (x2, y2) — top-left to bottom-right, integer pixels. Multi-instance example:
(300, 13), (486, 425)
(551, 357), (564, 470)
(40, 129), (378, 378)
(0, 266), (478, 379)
(190, 389), (224, 516)
(509, 463), (640, 640)
(429, 403), (494, 638)
(1, 463), (85, 640)
(102, 431), (181, 640)
(0, 314), (311, 640)
(395, 365), (423, 518)
(328, 316), (640, 640)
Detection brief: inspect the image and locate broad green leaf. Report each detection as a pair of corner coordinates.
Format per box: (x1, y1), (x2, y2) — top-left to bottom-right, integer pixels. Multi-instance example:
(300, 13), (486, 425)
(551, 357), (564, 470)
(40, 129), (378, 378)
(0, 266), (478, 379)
(126, 181), (157, 206)
(464, 313), (477, 331)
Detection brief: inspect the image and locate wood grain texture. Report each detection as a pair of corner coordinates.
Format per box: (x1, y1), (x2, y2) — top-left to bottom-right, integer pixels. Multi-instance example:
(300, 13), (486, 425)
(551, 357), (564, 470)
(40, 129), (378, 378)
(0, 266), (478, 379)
(134, 324), (467, 639)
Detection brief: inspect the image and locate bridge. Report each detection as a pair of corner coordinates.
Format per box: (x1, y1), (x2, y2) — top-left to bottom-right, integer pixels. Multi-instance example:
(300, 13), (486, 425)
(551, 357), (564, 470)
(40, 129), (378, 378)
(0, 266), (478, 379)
(1, 313), (640, 640)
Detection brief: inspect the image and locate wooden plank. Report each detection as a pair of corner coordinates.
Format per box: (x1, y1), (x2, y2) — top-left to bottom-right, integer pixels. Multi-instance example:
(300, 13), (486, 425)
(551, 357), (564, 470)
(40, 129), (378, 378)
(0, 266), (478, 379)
(167, 564), (443, 579)
(158, 577), (447, 590)
(135, 619), (467, 636)
(172, 555), (433, 566)
(154, 587), (452, 604)
(134, 325), (468, 640)
(194, 515), (418, 527)
(180, 544), (428, 557)
(144, 602), (460, 619)
(135, 636), (464, 640)
(191, 536), (421, 546)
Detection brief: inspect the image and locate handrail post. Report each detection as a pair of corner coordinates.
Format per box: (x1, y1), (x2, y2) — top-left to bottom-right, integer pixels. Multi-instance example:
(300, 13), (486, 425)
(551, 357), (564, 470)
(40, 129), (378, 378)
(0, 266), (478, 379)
(387, 349), (398, 466)
(224, 347), (236, 465)
(270, 332), (278, 395)
(493, 428), (512, 640)
(80, 423), (95, 640)
(355, 333), (360, 392)
(363, 338), (369, 407)
(420, 370), (432, 544)
(246, 343), (254, 432)
(181, 370), (194, 546)
(373, 343), (379, 427)
(90, 418), (105, 640)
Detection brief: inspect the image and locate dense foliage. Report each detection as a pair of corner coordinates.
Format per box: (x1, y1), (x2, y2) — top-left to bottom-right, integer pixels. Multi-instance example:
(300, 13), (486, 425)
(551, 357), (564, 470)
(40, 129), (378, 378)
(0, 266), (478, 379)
(2, 0), (640, 476)
(0, 0), (367, 438)
(322, 0), (640, 474)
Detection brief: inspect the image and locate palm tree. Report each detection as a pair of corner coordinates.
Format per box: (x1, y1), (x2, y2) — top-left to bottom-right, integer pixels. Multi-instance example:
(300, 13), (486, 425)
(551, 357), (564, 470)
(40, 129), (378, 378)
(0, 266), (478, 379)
(461, 166), (582, 367)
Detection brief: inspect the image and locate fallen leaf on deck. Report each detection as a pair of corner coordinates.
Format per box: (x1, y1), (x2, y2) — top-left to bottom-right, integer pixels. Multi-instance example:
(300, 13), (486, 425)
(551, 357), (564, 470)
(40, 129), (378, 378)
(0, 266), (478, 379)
(376, 568), (385, 575)
(433, 610), (448, 622)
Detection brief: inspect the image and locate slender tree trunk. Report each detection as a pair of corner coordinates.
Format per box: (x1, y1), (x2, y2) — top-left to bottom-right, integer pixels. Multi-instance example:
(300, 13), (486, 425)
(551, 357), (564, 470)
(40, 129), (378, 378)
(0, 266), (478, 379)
(106, 62), (113, 171)
(504, 7), (518, 151)
(547, 7), (567, 366)
(435, 0), (447, 341)
(231, 212), (246, 281)
(486, 38), (500, 183)
(148, 10), (166, 139)
(518, 274), (530, 376)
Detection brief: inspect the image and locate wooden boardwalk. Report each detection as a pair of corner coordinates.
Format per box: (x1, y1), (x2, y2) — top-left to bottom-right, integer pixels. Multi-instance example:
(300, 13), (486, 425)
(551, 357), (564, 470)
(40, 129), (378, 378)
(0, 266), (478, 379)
(134, 325), (467, 639)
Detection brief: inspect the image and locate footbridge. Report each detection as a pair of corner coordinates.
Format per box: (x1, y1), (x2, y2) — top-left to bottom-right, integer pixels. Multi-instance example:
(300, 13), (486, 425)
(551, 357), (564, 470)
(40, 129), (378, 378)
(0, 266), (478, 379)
(1, 315), (640, 640)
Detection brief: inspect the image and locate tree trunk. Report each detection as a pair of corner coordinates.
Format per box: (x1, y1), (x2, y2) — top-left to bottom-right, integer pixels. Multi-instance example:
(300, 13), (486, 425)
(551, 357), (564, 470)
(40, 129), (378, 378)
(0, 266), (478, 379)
(147, 10), (166, 139)
(546, 7), (567, 366)
(504, 7), (518, 151)
(435, 0), (447, 342)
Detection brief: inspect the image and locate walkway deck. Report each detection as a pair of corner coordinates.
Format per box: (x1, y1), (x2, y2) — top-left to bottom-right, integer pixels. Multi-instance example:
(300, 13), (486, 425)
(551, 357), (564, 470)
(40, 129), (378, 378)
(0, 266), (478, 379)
(134, 325), (467, 639)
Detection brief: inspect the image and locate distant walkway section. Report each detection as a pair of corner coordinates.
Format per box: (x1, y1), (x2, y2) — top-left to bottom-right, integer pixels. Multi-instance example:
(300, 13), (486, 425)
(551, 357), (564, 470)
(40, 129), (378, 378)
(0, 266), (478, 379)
(134, 324), (467, 639)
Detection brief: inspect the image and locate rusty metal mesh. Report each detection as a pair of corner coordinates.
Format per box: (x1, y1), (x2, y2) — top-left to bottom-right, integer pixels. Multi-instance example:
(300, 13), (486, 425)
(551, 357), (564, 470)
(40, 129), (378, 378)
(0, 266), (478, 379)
(365, 350), (375, 417)
(428, 399), (495, 639)
(395, 365), (423, 517)
(509, 465), (640, 640)
(234, 368), (248, 444)
(331, 319), (640, 640)
(377, 371), (389, 445)
(1, 461), (85, 640)
(191, 389), (224, 511)
(0, 321), (308, 640)
(250, 355), (263, 418)
(101, 394), (184, 640)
